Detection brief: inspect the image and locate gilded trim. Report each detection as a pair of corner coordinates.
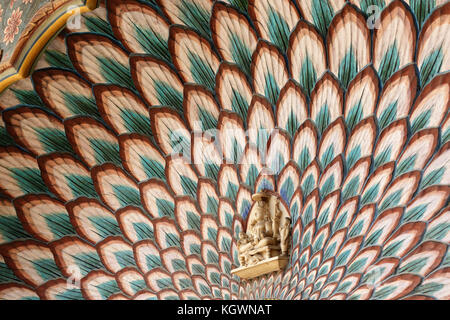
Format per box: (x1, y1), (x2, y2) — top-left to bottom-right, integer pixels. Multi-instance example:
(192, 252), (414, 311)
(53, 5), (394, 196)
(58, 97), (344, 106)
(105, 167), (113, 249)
(0, 0), (99, 94)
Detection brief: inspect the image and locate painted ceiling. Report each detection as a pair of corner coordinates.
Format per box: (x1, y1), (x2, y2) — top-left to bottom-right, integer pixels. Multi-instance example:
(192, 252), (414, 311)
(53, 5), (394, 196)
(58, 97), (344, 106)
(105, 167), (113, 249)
(0, 0), (448, 300)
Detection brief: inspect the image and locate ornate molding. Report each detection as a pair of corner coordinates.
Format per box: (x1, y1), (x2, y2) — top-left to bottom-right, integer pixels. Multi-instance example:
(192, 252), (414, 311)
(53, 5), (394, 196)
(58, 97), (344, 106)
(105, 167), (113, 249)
(0, 0), (99, 94)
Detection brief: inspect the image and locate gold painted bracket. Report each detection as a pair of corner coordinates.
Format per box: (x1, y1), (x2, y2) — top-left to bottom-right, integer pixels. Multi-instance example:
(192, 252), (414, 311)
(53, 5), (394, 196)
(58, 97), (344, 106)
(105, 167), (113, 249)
(231, 256), (289, 279)
(0, 0), (99, 94)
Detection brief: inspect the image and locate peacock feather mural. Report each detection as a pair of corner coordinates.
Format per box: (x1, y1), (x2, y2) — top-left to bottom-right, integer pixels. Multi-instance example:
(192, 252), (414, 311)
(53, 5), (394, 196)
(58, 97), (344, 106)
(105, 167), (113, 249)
(0, 0), (449, 300)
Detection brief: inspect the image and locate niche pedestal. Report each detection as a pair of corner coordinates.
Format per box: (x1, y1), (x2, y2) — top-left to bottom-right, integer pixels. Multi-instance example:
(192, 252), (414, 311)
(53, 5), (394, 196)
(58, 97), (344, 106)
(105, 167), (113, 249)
(231, 255), (289, 279)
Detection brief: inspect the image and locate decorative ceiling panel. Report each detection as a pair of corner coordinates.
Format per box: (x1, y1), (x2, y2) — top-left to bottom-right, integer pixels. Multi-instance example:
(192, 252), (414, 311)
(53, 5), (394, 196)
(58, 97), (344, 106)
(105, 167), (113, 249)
(0, 0), (448, 301)
(0, 0), (98, 92)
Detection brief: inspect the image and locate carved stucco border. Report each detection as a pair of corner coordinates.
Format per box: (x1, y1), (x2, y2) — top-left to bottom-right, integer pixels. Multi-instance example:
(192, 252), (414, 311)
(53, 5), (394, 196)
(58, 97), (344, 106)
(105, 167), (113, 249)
(0, 0), (99, 94)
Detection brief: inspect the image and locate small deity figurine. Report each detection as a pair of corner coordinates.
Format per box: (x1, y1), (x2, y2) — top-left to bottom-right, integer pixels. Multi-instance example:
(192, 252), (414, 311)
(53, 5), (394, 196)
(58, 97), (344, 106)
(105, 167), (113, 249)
(279, 217), (291, 256)
(248, 253), (263, 265)
(264, 214), (273, 237)
(238, 232), (250, 246)
(237, 232), (253, 266)
(251, 200), (268, 243)
(272, 201), (282, 239)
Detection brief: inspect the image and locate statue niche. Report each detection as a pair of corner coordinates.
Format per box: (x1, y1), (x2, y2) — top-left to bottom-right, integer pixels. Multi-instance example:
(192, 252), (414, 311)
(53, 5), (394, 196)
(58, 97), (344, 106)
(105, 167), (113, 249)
(232, 191), (291, 279)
